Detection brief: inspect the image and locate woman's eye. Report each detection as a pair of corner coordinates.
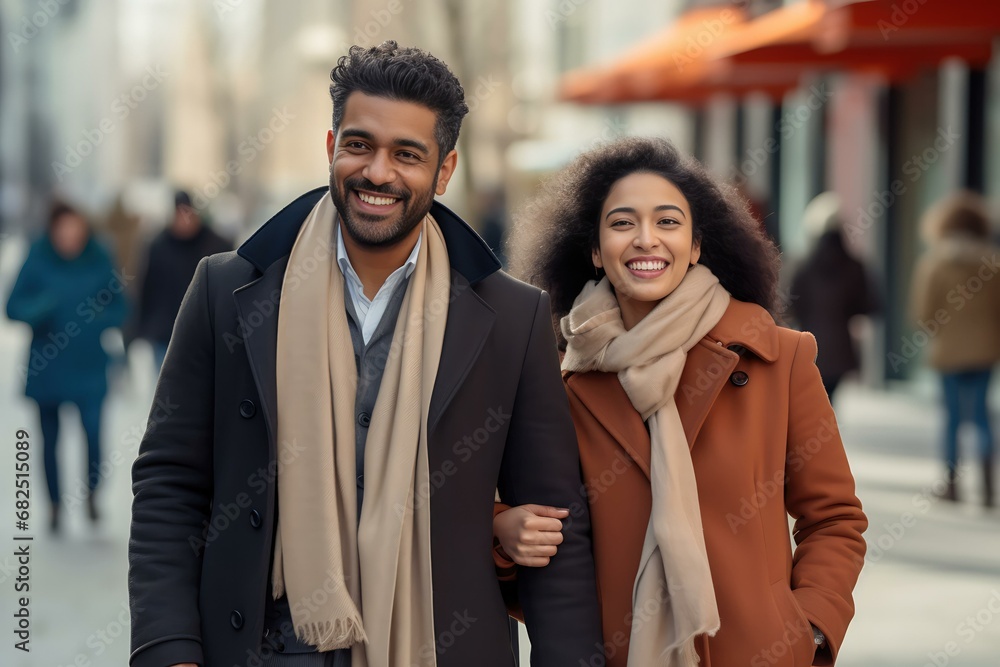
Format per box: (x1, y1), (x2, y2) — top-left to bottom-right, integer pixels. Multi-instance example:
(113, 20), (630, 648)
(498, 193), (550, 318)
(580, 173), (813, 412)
(658, 218), (679, 226)
(610, 219), (632, 227)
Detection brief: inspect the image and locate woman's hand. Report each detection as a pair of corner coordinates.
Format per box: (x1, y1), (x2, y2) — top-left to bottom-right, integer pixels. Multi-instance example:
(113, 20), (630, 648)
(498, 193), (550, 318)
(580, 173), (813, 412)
(493, 504), (568, 567)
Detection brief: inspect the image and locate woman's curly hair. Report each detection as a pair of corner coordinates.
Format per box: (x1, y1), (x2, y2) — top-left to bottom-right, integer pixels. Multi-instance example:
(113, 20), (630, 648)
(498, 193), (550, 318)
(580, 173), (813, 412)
(507, 136), (781, 337)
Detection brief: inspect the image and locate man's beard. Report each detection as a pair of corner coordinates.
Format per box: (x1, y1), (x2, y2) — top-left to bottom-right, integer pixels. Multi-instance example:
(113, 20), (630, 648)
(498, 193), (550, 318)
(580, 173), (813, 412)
(330, 173), (436, 248)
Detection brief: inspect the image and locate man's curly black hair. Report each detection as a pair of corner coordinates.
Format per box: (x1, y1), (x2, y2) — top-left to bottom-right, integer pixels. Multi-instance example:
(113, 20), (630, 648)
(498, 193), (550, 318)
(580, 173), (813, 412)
(329, 41), (469, 164)
(508, 136), (782, 338)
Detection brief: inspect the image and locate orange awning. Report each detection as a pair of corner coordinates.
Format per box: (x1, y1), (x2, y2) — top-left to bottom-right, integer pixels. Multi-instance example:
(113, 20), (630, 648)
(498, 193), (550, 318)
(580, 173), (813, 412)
(560, 0), (1000, 105)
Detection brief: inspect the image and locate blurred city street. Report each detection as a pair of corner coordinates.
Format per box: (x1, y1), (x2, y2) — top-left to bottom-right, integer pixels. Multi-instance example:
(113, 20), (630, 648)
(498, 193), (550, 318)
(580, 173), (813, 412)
(0, 238), (996, 666)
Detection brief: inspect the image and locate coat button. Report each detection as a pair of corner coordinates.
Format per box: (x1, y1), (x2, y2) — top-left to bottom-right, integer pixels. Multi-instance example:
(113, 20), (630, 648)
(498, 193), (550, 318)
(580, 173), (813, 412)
(730, 371), (749, 387)
(358, 412), (371, 427)
(249, 509), (262, 529)
(239, 399), (256, 419)
(230, 610), (244, 630)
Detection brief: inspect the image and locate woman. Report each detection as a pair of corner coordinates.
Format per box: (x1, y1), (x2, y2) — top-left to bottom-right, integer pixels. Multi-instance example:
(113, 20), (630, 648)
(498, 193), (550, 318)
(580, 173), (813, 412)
(6, 202), (128, 531)
(493, 138), (866, 666)
(910, 191), (1000, 506)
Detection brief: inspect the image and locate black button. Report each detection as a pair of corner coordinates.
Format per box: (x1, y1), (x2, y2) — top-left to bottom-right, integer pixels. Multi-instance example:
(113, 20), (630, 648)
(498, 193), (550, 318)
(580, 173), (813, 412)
(239, 399), (256, 419)
(357, 474), (364, 489)
(249, 509), (262, 529)
(275, 640), (286, 653)
(358, 412), (371, 427)
(230, 610), (244, 630)
(730, 371), (749, 387)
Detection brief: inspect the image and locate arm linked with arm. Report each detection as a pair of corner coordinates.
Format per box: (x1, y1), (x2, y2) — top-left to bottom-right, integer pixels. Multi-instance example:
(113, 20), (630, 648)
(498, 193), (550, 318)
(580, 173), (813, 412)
(496, 291), (604, 667)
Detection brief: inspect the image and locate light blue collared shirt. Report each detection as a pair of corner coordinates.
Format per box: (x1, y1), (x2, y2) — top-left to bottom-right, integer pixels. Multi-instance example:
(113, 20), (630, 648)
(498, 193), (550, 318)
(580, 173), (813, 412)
(336, 222), (421, 344)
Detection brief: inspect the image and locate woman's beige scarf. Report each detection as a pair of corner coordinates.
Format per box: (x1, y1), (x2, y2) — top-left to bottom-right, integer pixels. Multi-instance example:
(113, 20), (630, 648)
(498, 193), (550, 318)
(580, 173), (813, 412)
(272, 193), (449, 667)
(561, 264), (729, 666)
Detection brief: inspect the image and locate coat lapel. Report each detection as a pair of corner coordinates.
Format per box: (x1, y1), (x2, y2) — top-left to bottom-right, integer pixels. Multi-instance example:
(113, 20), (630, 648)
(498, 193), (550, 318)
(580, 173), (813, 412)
(566, 372), (652, 480)
(675, 340), (739, 446)
(428, 272), (495, 433)
(233, 256), (289, 447)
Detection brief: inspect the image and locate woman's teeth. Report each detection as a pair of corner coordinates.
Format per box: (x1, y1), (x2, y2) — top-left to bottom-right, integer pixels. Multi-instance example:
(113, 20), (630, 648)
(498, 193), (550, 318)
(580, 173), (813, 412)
(627, 260), (667, 271)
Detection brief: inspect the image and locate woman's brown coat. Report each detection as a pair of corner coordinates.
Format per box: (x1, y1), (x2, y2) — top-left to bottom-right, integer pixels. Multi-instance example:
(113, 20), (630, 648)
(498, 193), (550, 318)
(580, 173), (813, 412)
(564, 298), (867, 667)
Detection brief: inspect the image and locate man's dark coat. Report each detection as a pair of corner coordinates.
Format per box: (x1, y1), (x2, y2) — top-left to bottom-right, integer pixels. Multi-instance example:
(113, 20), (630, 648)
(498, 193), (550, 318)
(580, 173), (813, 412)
(128, 187), (604, 667)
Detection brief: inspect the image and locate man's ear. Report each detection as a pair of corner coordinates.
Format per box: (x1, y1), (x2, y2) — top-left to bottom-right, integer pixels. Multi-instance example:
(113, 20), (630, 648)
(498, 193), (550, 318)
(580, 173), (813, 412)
(435, 150), (459, 196)
(326, 128), (336, 164)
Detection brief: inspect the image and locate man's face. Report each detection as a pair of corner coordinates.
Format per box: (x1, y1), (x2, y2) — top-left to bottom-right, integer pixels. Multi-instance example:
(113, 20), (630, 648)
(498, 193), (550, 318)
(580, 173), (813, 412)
(327, 92), (458, 248)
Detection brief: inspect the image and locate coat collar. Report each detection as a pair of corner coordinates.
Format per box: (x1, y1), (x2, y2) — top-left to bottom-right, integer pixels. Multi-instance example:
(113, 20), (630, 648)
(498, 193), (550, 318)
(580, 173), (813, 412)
(565, 298), (780, 480)
(703, 298), (779, 363)
(237, 186), (502, 286)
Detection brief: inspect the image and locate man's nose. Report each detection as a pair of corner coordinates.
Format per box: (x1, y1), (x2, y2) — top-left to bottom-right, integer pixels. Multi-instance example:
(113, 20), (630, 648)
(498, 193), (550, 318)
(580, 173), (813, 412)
(362, 150), (396, 185)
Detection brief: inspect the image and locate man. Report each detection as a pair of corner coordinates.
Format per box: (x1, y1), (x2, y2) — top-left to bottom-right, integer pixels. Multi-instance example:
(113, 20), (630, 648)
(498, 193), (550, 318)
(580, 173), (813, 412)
(135, 190), (232, 370)
(128, 42), (603, 667)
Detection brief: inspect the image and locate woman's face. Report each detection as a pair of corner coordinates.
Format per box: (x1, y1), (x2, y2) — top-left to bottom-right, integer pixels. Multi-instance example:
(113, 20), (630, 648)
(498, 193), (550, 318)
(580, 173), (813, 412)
(50, 213), (89, 259)
(593, 172), (700, 328)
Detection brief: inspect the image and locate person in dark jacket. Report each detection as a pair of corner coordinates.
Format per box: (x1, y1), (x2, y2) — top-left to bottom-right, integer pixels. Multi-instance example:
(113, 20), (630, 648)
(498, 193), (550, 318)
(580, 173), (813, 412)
(127, 42), (602, 667)
(6, 202), (129, 530)
(790, 192), (879, 398)
(135, 190), (231, 370)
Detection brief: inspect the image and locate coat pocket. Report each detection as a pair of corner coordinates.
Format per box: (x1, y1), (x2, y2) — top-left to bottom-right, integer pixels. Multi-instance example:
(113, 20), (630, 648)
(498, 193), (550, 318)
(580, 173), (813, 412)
(768, 581), (818, 667)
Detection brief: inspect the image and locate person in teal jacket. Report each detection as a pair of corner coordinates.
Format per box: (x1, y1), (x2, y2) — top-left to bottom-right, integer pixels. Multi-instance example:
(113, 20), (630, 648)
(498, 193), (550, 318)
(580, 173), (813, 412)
(6, 202), (129, 531)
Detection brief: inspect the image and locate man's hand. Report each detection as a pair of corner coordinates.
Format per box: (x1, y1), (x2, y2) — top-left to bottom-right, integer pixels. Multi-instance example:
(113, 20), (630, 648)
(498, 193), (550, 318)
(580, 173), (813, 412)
(493, 504), (567, 567)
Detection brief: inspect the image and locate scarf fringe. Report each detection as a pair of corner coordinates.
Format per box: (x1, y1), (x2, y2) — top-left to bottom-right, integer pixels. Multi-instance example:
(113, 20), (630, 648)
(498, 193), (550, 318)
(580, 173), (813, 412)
(295, 617), (368, 652)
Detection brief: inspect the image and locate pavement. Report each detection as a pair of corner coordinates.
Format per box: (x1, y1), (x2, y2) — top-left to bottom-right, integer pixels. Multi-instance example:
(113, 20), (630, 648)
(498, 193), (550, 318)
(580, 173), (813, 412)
(0, 236), (997, 667)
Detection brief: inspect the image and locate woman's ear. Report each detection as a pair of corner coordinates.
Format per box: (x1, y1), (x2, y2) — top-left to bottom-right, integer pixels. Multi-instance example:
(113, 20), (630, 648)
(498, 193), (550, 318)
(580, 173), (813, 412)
(592, 248), (603, 270)
(689, 239), (702, 267)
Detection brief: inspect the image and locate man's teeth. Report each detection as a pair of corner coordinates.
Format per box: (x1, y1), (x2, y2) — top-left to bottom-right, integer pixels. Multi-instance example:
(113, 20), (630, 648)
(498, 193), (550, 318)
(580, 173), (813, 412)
(628, 260), (667, 271)
(358, 192), (399, 206)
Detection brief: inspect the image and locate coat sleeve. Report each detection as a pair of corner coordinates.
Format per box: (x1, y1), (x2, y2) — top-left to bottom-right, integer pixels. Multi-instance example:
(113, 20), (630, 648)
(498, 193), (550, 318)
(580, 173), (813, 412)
(128, 257), (216, 667)
(496, 291), (605, 667)
(5, 249), (58, 329)
(784, 331), (868, 666)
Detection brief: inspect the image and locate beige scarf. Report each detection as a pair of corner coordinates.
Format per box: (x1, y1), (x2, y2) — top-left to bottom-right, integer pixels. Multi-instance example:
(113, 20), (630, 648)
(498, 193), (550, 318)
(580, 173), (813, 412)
(273, 193), (449, 667)
(561, 264), (729, 666)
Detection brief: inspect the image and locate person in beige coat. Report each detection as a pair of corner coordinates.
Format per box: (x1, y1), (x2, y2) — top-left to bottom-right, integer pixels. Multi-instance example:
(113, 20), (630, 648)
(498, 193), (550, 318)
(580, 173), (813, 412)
(910, 191), (1000, 506)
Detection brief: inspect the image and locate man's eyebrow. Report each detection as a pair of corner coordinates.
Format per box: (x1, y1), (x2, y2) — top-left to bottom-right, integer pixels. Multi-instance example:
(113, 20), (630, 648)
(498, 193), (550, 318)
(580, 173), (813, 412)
(340, 129), (430, 156)
(340, 128), (375, 142)
(394, 138), (430, 155)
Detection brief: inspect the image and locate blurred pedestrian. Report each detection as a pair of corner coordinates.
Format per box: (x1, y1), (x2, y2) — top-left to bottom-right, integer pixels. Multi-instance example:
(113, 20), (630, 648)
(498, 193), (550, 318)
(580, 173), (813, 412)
(5, 201), (129, 531)
(910, 191), (1000, 507)
(790, 192), (879, 398)
(135, 190), (231, 371)
(494, 137), (867, 666)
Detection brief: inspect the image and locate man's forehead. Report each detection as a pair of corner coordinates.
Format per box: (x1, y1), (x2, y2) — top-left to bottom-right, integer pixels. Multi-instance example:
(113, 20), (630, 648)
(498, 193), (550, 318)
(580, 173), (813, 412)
(340, 92), (437, 135)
